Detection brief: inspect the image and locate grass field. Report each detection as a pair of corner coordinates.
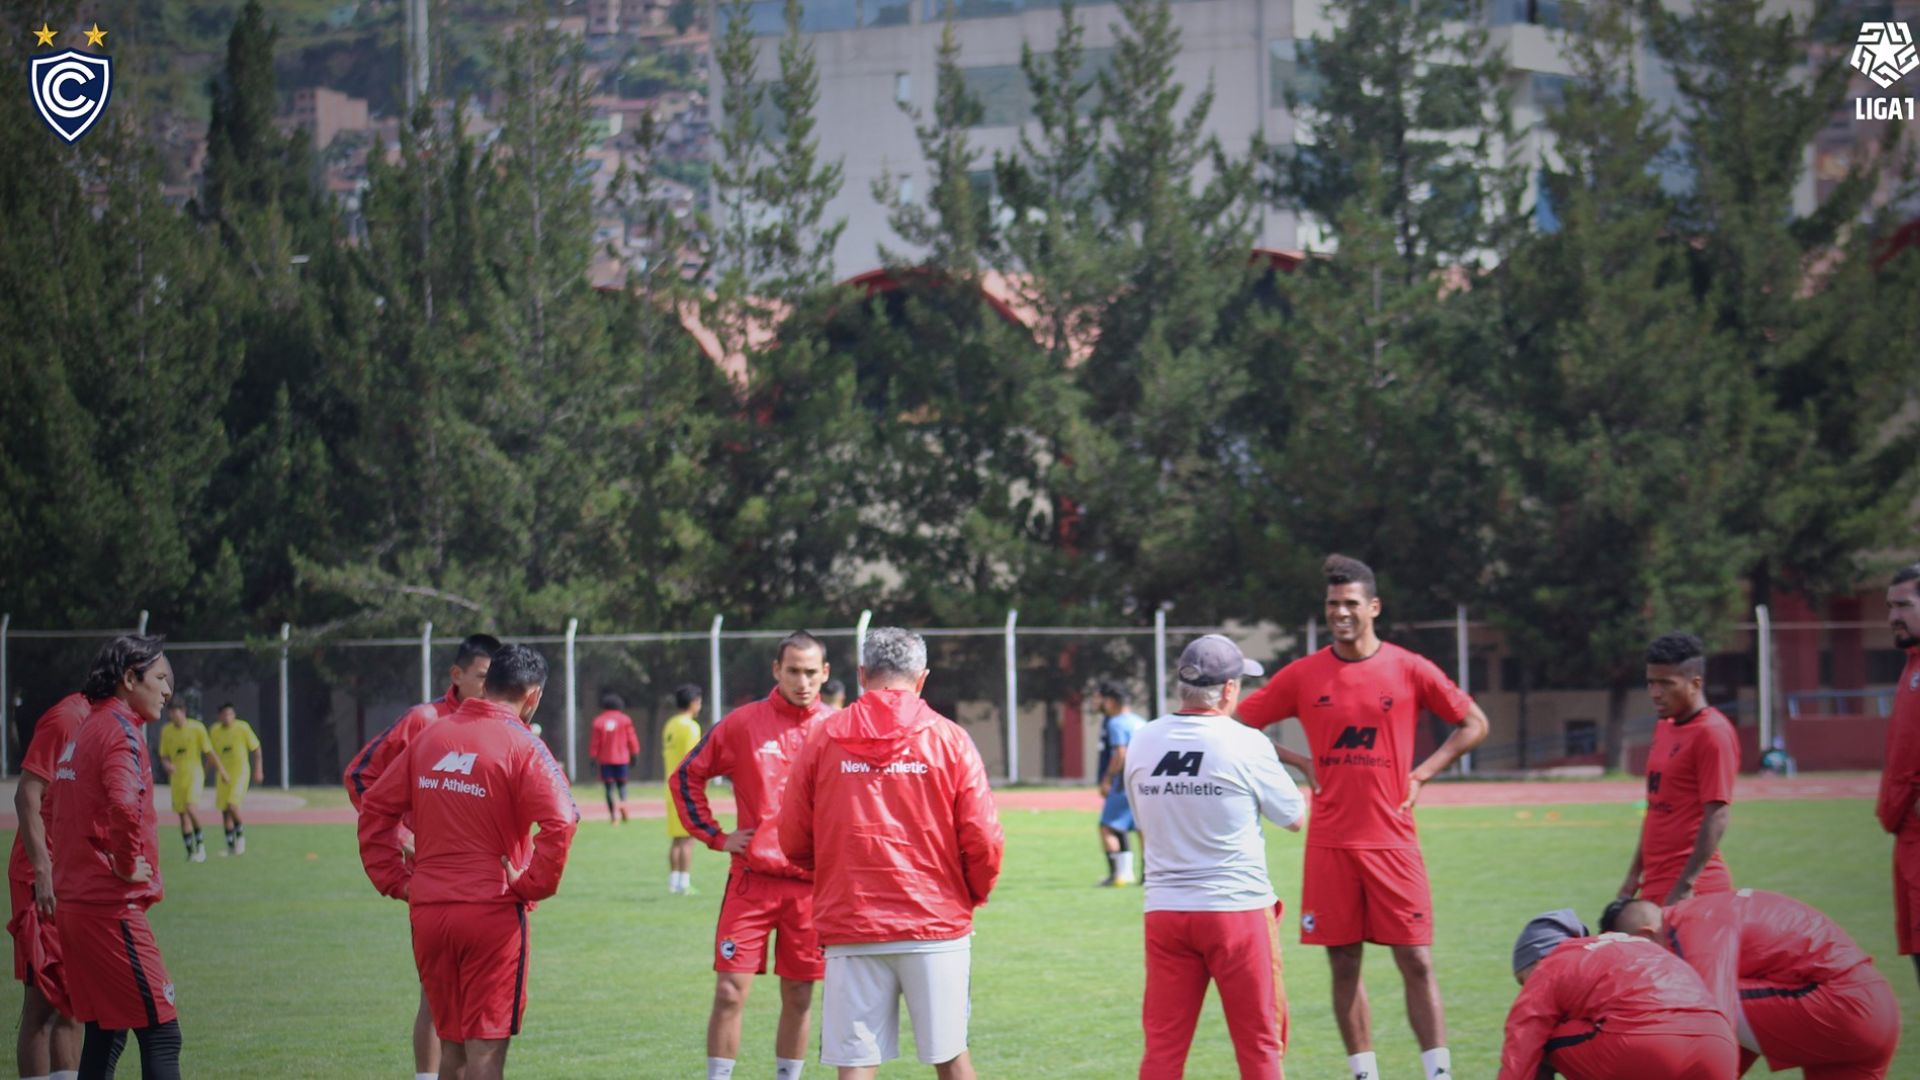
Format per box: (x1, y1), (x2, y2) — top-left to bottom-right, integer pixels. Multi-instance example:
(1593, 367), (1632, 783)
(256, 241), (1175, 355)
(2, 788), (1912, 1077)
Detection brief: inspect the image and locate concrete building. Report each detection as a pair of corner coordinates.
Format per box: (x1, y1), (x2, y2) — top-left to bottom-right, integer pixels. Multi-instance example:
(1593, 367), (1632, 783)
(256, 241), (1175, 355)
(283, 87), (371, 151)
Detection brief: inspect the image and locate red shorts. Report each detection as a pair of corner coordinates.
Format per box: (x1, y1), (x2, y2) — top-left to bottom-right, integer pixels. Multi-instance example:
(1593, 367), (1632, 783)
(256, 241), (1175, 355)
(1743, 969), (1899, 1078)
(1893, 834), (1920, 954)
(7, 875), (70, 1014)
(1141, 903), (1286, 1079)
(1547, 1024), (1738, 1080)
(715, 870), (822, 981)
(1299, 846), (1431, 946)
(411, 902), (530, 1042)
(54, 905), (176, 1030)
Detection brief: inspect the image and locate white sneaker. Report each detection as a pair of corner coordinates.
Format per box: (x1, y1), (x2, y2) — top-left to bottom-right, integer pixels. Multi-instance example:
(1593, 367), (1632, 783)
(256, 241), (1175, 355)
(235, 835), (246, 855)
(191, 846), (207, 863)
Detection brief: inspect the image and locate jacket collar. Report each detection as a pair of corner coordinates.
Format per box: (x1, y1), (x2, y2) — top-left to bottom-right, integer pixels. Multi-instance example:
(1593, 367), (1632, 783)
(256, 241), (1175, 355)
(764, 688), (821, 723)
(455, 697), (530, 729)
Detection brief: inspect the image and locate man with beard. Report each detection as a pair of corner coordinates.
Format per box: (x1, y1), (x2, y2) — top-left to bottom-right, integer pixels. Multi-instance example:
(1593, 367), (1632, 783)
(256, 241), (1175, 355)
(1875, 562), (1920, 986)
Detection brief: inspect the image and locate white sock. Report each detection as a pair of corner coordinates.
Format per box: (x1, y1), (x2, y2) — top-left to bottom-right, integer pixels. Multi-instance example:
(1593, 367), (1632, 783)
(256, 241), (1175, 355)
(417, 1074), (437, 1080)
(775, 1057), (805, 1079)
(708, 1057), (736, 1079)
(669, 871), (681, 891)
(1115, 851), (1134, 878)
(52, 1073), (78, 1080)
(23, 1073), (50, 1080)
(1421, 1047), (1451, 1078)
(1349, 1051), (1378, 1079)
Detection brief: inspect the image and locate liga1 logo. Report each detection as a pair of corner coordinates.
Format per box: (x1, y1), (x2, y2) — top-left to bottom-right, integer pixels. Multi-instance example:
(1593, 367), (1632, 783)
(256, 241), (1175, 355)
(28, 22), (113, 143)
(1852, 21), (1918, 120)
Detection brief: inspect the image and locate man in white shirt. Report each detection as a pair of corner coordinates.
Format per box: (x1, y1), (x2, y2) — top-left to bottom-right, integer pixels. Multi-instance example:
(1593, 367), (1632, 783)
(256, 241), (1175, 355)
(1126, 635), (1307, 1080)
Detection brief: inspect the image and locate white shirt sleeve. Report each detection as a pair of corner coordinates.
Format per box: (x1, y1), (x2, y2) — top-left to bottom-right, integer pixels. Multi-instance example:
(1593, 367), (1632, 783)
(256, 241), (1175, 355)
(1243, 733), (1306, 831)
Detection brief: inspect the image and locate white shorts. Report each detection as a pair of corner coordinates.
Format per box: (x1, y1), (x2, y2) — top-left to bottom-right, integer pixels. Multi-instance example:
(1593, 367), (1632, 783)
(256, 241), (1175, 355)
(819, 944), (972, 1067)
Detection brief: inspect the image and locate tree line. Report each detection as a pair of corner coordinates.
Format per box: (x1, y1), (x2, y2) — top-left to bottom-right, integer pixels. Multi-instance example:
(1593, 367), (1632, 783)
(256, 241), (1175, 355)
(1, 0), (1915, 757)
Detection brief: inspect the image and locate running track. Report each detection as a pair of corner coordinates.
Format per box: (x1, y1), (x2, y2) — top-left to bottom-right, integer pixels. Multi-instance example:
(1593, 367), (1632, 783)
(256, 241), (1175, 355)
(0, 773), (1879, 829)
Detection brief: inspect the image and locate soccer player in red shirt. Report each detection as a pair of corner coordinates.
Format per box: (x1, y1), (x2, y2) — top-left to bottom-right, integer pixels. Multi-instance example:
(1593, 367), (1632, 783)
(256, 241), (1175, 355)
(1238, 555), (1488, 1080)
(673, 631), (834, 1080)
(1499, 910), (1737, 1080)
(1616, 632), (1739, 907)
(343, 631), (498, 1080)
(357, 644), (579, 1080)
(10, 692), (88, 1080)
(1874, 562), (1920, 987)
(589, 691), (641, 824)
(49, 636), (184, 1079)
(1613, 889), (1900, 1078)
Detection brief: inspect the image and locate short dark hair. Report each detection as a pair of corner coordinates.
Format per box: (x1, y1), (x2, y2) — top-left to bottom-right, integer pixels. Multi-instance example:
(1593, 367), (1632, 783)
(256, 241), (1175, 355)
(600, 691), (625, 711)
(1324, 554), (1377, 598)
(456, 633), (504, 669)
(674, 683), (704, 710)
(1645, 632), (1707, 675)
(775, 630), (826, 664)
(1095, 678), (1129, 704)
(217, 702), (236, 713)
(1894, 563), (1920, 588)
(821, 678), (846, 698)
(484, 644), (549, 696)
(83, 635), (167, 702)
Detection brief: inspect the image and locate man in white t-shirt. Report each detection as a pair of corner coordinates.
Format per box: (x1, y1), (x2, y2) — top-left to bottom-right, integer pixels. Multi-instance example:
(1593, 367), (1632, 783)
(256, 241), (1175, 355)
(1126, 634), (1307, 1080)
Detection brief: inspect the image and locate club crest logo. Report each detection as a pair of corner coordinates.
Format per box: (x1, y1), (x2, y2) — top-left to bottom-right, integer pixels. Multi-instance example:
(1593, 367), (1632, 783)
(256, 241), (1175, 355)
(1852, 22), (1918, 89)
(1301, 912), (1316, 933)
(29, 24), (113, 144)
(719, 938), (737, 961)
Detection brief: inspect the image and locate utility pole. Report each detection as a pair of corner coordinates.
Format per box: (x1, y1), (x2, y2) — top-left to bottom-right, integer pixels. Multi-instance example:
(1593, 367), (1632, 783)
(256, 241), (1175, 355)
(405, 0), (430, 109)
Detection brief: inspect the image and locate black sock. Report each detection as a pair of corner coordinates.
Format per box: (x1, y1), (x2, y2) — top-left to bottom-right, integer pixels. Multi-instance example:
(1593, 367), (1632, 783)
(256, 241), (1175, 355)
(224, 826), (236, 848)
(192, 828), (203, 850)
(234, 823), (243, 839)
(79, 1021), (129, 1079)
(1911, 954), (1920, 989)
(181, 832), (194, 856)
(604, 783), (617, 816)
(133, 1019), (182, 1080)
(617, 781), (629, 802)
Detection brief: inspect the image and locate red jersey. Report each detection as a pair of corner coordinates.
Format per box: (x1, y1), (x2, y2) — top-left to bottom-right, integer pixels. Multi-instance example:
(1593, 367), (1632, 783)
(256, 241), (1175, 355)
(357, 698), (580, 906)
(48, 699), (164, 911)
(1238, 642), (1474, 848)
(588, 709), (640, 766)
(671, 689), (831, 880)
(1663, 889), (1874, 1029)
(344, 688), (460, 809)
(8, 693), (91, 887)
(1499, 933), (1731, 1080)
(1638, 706), (1738, 898)
(779, 688), (1004, 945)
(1876, 649), (1920, 836)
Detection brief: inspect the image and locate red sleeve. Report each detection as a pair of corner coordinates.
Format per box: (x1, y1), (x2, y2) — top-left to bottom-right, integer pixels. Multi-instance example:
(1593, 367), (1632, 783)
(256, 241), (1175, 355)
(1696, 721), (1739, 806)
(1237, 663), (1298, 730)
(1670, 909), (1739, 1026)
(1497, 966), (1564, 1080)
(356, 744), (416, 899)
(1413, 654), (1475, 724)
(588, 717), (606, 764)
(624, 716), (641, 757)
(951, 726), (1006, 906)
(671, 719), (732, 849)
(100, 722), (148, 878)
(778, 729), (823, 874)
(509, 736), (580, 903)
(20, 711), (69, 783)
(345, 707), (428, 809)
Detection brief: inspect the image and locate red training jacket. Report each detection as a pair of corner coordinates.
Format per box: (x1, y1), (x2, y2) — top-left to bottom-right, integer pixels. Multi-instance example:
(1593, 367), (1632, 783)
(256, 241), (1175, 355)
(1661, 888), (1877, 1068)
(780, 688), (1004, 945)
(357, 698), (579, 907)
(48, 699), (165, 911)
(1499, 933), (1731, 1080)
(671, 689), (830, 880)
(8, 693), (91, 888)
(1876, 649), (1920, 835)
(588, 709), (640, 766)
(343, 687), (460, 809)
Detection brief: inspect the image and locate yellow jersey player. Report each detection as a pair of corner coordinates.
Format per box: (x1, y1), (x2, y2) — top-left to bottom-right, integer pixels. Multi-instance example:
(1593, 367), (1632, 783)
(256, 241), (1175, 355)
(158, 704), (226, 863)
(663, 683), (704, 894)
(208, 704), (264, 855)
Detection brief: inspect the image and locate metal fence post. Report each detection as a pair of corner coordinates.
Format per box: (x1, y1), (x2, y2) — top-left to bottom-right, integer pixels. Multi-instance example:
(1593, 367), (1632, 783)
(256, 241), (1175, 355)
(708, 615), (724, 729)
(137, 610), (148, 635)
(565, 617), (579, 780)
(1756, 603), (1773, 756)
(1, 612), (10, 778)
(278, 622), (291, 789)
(1456, 604), (1472, 775)
(419, 621), (434, 703)
(1005, 608), (1019, 784)
(854, 609), (872, 695)
(1306, 617), (1318, 654)
(1153, 606), (1169, 715)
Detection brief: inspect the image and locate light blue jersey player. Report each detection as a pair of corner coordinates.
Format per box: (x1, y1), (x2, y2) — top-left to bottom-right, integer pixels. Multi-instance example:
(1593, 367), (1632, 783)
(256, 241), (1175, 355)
(1095, 678), (1147, 886)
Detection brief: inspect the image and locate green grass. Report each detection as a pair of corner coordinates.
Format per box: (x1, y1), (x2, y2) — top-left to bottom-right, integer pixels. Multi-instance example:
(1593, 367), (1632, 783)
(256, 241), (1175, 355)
(2, 797), (1911, 1077)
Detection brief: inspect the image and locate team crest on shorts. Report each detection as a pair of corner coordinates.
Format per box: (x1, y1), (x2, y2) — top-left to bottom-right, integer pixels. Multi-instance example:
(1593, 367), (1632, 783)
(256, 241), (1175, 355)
(163, 982), (177, 1004)
(720, 938), (737, 961)
(29, 31), (113, 144)
(1911, 671), (1919, 691)
(1301, 913), (1316, 933)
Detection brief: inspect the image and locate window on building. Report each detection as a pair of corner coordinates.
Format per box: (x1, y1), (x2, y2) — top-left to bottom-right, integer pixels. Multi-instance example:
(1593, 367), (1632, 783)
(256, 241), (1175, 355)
(895, 71), (913, 105)
(1531, 72), (1568, 110)
(962, 48), (1113, 127)
(1533, 168), (1560, 232)
(866, 0), (913, 26)
(1269, 39), (1321, 109)
(1564, 719), (1598, 756)
(723, 0), (859, 33)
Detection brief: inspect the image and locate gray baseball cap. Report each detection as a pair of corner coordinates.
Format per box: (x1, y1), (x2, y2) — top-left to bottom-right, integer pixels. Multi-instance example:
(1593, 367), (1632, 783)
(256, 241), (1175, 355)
(1512, 909), (1588, 976)
(1176, 635), (1264, 686)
